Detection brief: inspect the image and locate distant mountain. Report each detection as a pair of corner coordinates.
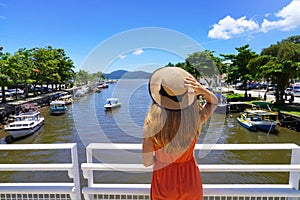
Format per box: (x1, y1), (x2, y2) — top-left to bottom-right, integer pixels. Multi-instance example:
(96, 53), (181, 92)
(104, 70), (151, 79)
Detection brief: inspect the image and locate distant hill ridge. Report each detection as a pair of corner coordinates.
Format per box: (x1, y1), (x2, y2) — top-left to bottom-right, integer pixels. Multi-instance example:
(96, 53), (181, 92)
(104, 70), (151, 79)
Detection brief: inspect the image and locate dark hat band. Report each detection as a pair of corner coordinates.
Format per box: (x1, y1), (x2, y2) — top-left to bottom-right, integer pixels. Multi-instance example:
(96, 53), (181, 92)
(159, 84), (187, 103)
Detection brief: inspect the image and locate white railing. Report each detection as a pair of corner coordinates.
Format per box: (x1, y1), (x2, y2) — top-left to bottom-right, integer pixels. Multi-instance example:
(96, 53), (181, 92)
(1, 143), (299, 200)
(0, 143), (81, 200)
(81, 143), (300, 200)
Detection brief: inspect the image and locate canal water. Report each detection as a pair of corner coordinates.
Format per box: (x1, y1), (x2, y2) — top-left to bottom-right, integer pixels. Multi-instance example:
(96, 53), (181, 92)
(0, 79), (300, 185)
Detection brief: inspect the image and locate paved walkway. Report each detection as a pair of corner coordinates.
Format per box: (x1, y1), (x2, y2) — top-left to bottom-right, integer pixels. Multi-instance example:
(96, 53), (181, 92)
(220, 87), (300, 104)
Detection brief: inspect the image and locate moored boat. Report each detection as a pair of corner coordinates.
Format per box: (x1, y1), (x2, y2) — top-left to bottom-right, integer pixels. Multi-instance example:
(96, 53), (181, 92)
(4, 110), (44, 140)
(57, 94), (73, 105)
(104, 98), (121, 110)
(49, 100), (67, 115)
(98, 82), (109, 89)
(237, 108), (278, 132)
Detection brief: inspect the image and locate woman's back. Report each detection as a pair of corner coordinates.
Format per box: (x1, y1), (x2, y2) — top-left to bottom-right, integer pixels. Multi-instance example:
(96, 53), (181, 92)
(151, 138), (202, 200)
(153, 138), (197, 164)
(142, 66), (218, 199)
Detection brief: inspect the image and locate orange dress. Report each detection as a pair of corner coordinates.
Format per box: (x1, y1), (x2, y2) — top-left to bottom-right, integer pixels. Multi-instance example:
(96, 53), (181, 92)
(151, 139), (203, 200)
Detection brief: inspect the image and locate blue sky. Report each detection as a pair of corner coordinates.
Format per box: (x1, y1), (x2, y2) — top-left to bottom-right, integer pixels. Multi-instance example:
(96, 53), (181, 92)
(1, 0), (300, 73)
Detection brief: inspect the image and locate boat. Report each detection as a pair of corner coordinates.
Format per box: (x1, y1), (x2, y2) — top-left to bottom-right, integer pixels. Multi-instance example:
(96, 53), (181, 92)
(104, 98), (121, 110)
(107, 79), (117, 83)
(237, 108), (278, 132)
(57, 94), (73, 105)
(4, 110), (44, 140)
(98, 83), (109, 89)
(49, 100), (67, 115)
(74, 89), (86, 97)
(74, 86), (90, 97)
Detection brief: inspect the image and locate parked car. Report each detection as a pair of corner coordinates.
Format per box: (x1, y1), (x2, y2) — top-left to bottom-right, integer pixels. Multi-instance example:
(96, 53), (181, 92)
(247, 82), (259, 90)
(285, 87), (293, 95)
(255, 82), (268, 89)
(34, 86), (53, 93)
(0, 90), (14, 98)
(290, 85), (300, 97)
(235, 83), (247, 90)
(267, 84), (277, 91)
(7, 88), (24, 96)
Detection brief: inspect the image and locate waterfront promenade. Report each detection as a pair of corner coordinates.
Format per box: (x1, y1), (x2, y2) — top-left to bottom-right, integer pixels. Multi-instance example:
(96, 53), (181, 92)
(0, 88), (77, 122)
(231, 88), (300, 104)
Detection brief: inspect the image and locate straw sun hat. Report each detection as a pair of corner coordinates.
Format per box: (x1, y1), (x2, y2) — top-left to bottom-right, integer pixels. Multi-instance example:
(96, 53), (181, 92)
(148, 66), (197, 111)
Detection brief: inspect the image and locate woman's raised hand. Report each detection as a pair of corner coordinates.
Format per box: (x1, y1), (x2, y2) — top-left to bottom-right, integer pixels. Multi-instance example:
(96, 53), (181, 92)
(184, 76), (218, 105)
(184, 76), (206, 96)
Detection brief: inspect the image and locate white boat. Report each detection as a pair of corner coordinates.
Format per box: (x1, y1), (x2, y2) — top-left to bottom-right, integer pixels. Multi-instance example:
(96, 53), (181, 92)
(57, 94), (73, 105)
(98, 83), (109, 89)
(74, 86), (90, 97)
(4, 111), (44, 139)
(104, 98), (121, 110)
(49, 100), (67, 115)
(74, 89), (86, 97)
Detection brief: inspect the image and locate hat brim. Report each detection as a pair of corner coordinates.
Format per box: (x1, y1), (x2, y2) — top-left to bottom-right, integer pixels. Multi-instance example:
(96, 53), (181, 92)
(148, 67), (197, 111)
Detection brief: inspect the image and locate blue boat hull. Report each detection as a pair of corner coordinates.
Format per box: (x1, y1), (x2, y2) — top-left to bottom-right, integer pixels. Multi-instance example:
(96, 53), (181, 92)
(255, 123), (276, 132)
(49, 107), (67, 115)
(237, 117), (277, 132)
(237, 117), (257, 131)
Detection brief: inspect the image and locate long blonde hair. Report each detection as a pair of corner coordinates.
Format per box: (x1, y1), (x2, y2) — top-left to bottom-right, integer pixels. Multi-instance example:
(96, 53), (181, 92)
(145, 101), (206, 153)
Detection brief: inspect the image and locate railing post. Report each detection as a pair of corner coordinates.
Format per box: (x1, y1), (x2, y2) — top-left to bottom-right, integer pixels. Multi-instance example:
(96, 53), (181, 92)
(71, 144), (82, 200)
(86, 146), (94, 187)
(289, 146), (300, 190)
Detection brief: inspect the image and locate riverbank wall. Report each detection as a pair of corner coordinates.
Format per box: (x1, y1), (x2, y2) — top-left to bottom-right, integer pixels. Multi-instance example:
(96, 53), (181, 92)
(279, 112), (300, 132)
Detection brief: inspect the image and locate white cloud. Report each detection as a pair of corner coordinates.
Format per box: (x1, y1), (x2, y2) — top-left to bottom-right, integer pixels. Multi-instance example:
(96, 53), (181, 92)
(246, 34), (254, 41)
(208, 16), (259, 40)
(261, 0), (300, 32)
(132, 49), (143, 55)
(119, 54), (126, 59)
(264, 13), (271, 18)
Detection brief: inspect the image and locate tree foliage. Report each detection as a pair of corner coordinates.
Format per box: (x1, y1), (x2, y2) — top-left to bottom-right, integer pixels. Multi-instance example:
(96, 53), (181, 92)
(221, 44), (258, 85)
(186, 50), (220, 78)
(0, 46), (75, 102)
(248, 38), (300, 104)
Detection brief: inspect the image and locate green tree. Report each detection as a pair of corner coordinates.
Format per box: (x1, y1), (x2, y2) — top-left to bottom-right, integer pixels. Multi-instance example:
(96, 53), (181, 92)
(284, 35), (300, 44)
(8, 48), (35, 99)
(91, 72), (104, 82)
(75, 69), (89, 86)
(221, 44), (258, 93)
(55, 48), (75, 90)
(30, 47), (49, 95)
(186, 50), (222, 87)
(248, 39), (300, 104)
(0, 46), (11, 103)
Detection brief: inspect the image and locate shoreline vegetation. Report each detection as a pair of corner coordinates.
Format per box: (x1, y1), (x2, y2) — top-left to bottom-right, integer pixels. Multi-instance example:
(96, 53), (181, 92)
(1, 35), (300, 118)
